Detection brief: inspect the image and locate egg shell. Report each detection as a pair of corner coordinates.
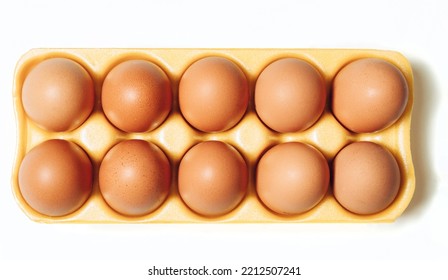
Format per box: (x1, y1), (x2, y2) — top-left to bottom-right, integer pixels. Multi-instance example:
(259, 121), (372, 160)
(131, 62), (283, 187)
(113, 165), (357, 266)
(255, 58), (326, 133)
(21, 57), (94, 132)
(332, 58), (409, 133)
(256, 142), (329, 215)
(178, 141), (248, 217)
(333, 141), (401, 215)
(18, 139), (92, 217)
(99, 139), (171, 216)
(12, 48), (414, 223)
(179, 56), (249, 132)
(102, 60), (172, 133)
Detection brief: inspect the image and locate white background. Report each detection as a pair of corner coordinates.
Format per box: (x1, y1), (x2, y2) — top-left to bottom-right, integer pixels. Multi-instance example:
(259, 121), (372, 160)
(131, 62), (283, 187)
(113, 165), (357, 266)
(1, 0), (447, 279)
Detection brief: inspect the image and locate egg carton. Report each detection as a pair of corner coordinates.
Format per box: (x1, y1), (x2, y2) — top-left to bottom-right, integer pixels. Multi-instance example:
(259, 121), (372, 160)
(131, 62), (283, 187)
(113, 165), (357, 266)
(12, 48), (414, 223)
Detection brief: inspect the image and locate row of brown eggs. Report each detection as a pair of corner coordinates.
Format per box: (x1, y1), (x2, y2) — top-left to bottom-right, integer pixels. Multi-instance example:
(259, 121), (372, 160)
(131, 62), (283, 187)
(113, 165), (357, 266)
(21, 55), (408, 135)
(18, 137), (400, 218)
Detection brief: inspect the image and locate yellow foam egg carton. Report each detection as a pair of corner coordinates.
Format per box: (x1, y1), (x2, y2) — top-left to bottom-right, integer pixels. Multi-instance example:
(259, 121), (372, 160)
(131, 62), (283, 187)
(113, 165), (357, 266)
(12, 48), (414, 223)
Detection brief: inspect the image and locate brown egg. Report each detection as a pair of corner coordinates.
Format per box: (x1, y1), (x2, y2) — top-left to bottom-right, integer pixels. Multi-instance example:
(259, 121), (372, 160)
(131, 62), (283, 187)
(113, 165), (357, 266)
(333, 141), (401, 215)
(178, 141), (248, 216)
(255, 58), (326, 133)
(99, 140), (171, 216)
(18, 139), (92, 216)
(332, 58), (408, 133)
(102, 60), (172, 132)
(22, 58), (94, 132)
(256, 142), (329, 215)
(179, 56), (249, 132)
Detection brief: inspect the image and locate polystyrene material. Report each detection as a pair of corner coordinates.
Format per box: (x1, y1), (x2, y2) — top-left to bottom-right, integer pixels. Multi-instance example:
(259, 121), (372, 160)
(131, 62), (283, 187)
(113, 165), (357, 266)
(12, 48), (414, 223)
